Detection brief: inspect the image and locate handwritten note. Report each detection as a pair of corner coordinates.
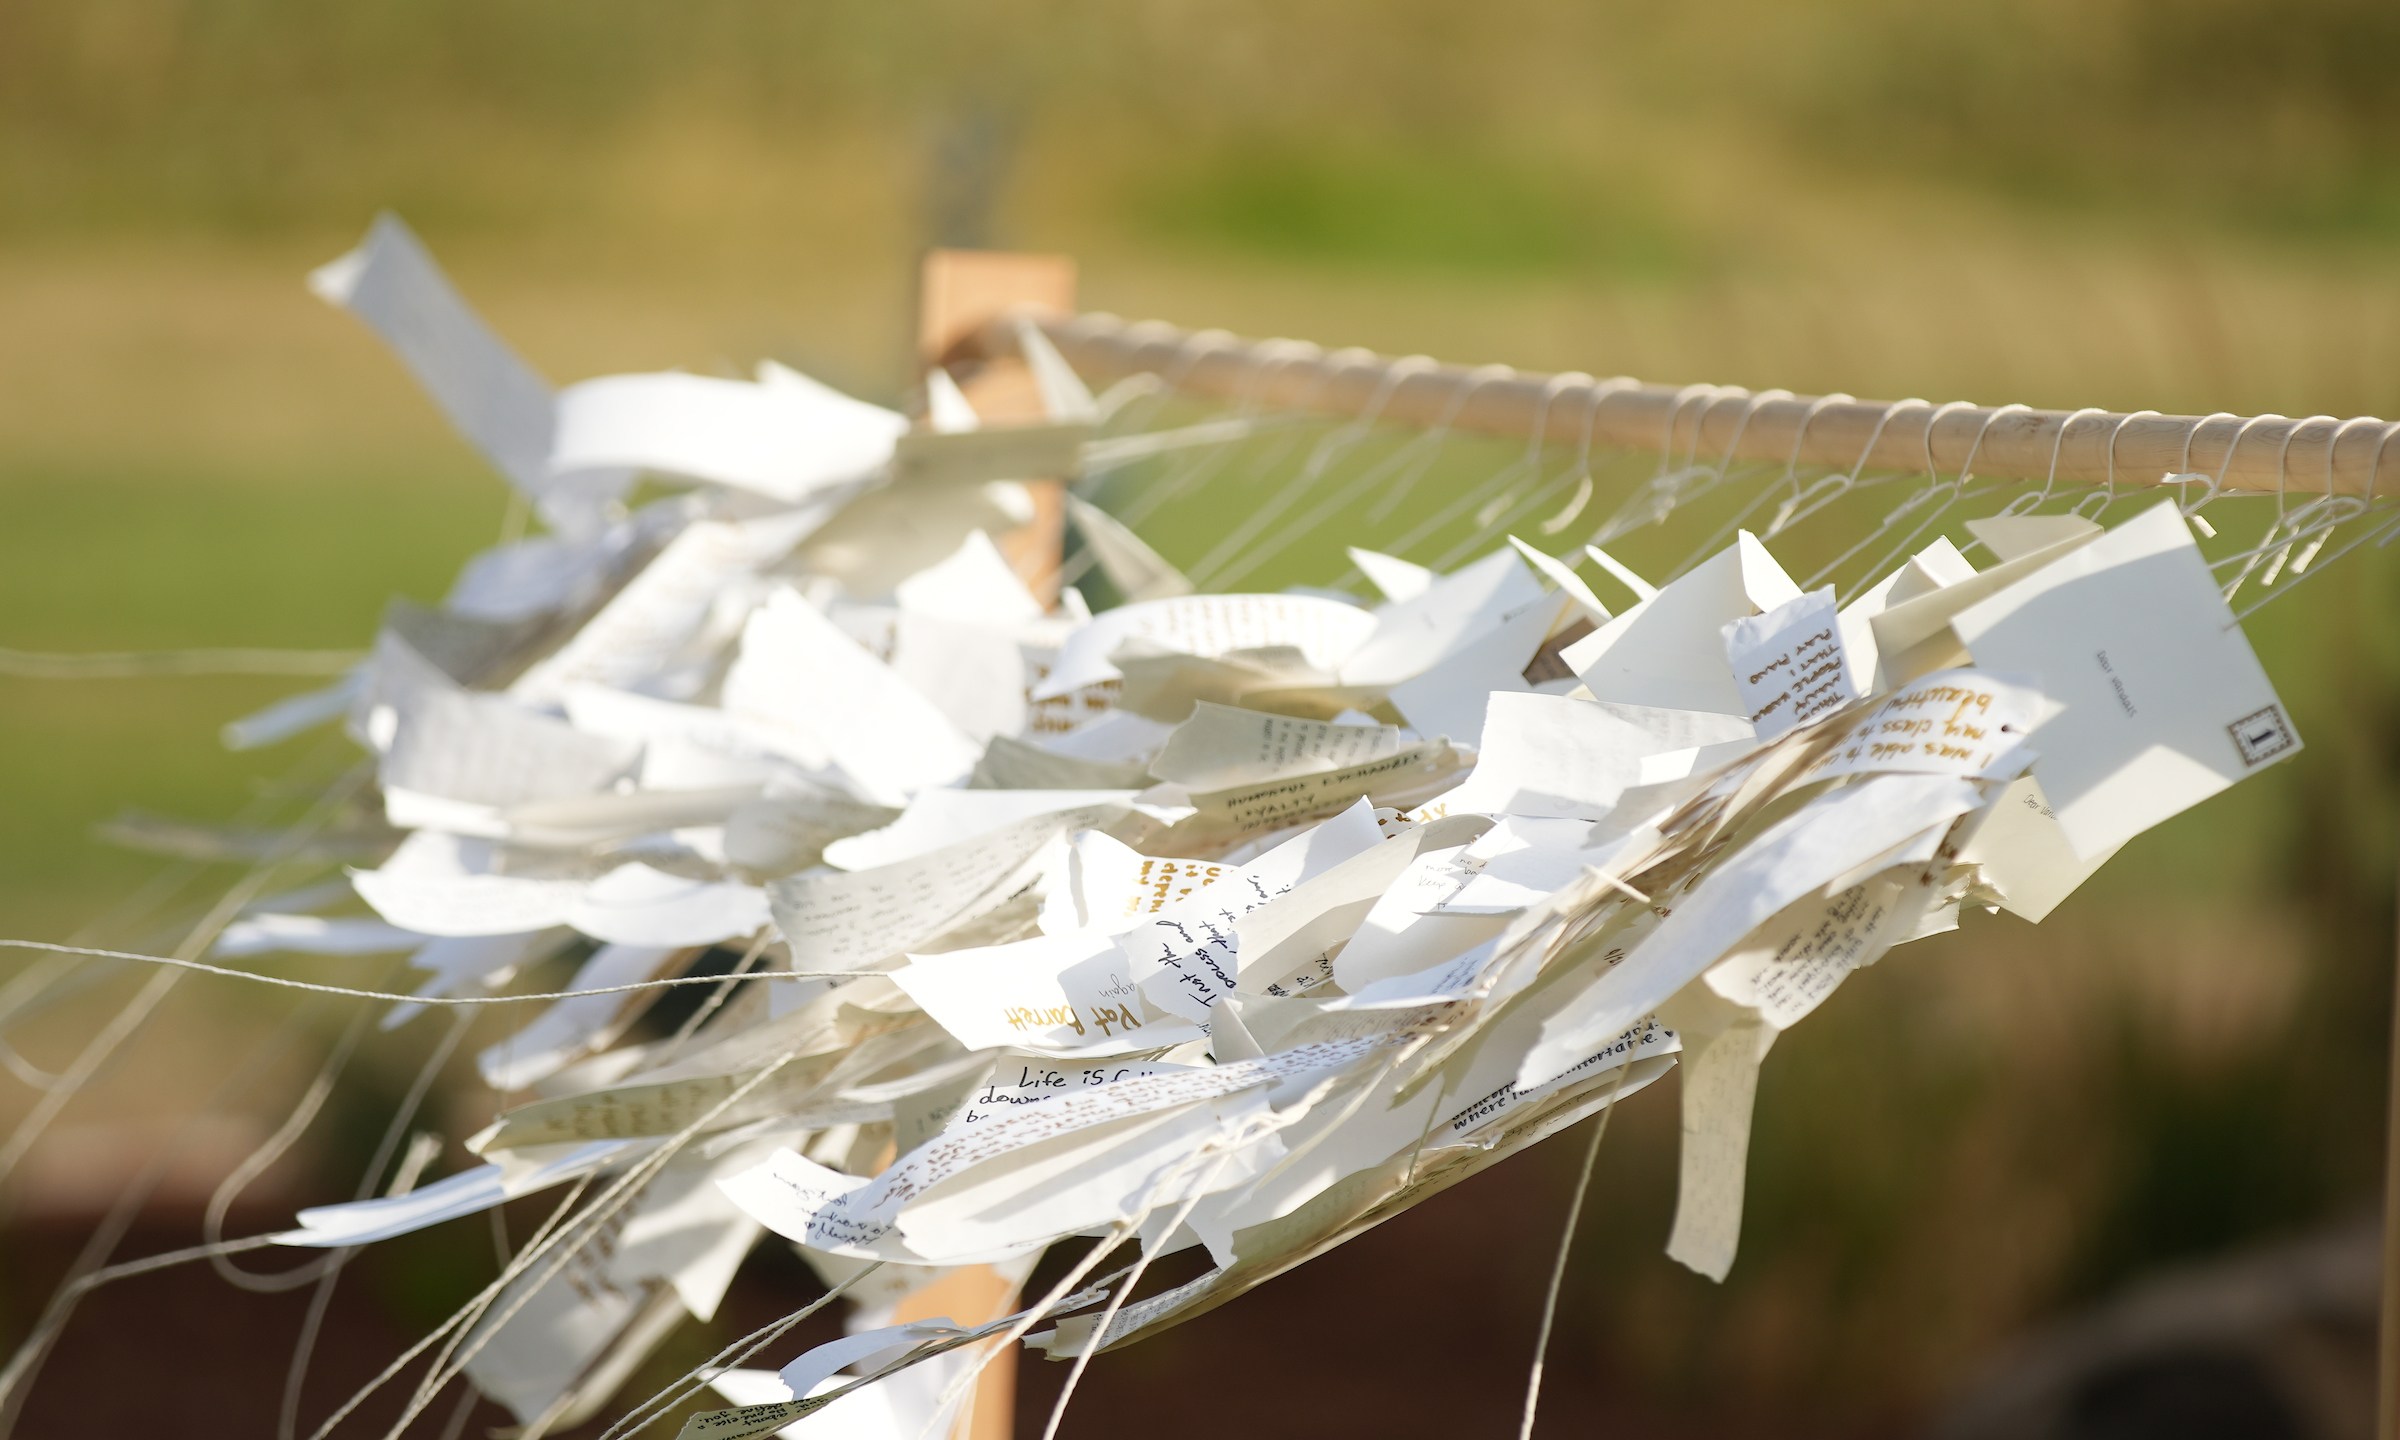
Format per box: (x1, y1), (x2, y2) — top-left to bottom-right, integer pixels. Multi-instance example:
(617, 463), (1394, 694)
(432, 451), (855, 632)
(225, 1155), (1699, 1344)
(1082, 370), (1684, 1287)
(951, 1058), (1188, 1129)
(1033, 593), (1378, 699)
(766, 808), (1101, 970)
(1801, 668), (2045, 784)
(719, 1034), (1405, 1256)
(1120, 800), (1385, 1018)
(1147, 701), (1399, 792)
(1724, 588), (1853, 739)
(1706, 877), (1935, 1028)
(893, 931), (1205, 1057)
(1181, 741), (1466, 839)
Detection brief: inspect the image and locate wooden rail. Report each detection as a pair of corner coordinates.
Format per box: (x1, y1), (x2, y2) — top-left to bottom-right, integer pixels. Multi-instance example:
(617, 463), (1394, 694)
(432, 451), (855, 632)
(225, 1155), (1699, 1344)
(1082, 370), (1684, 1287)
(993, 311), (2400, 500)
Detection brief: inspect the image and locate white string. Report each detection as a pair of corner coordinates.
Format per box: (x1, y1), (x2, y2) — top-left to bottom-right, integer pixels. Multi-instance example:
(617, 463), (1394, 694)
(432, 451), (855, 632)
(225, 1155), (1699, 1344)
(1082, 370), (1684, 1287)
(202, 991), (384, 1293)
(0, 646), (362, 678)
(282, 1008), (474, 1440)
(1518, 1084), (1625, 1440)
(591, 1265), (882, 1440)
(0, 994), (332, 1436)
(294, 1174), (599, 1440)
(912, 1226), (1143, 1437)
(1039, 1147), (1244, 1440)
(1184, 353), (1431, 583)
(0, 937), (883, 1003)
(374, 1051), (809, 1438)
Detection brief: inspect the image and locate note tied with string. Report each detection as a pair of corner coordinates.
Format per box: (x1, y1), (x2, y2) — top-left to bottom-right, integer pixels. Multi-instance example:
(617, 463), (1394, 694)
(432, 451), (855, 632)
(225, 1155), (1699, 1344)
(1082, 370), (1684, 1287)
(1724, 588), (1853, 740)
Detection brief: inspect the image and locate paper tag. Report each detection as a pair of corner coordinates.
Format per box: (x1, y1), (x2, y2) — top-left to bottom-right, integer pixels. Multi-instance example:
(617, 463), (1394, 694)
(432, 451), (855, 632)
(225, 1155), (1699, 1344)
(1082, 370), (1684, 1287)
(1723, 587), (1854, 739)
(1949, 501), (2300, 858)
(1799, 668), (2047, 784)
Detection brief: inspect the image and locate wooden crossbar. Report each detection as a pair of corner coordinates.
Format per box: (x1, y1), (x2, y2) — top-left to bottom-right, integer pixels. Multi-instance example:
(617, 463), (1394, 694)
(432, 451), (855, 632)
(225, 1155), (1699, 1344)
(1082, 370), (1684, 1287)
(992, 311), (2400, 500)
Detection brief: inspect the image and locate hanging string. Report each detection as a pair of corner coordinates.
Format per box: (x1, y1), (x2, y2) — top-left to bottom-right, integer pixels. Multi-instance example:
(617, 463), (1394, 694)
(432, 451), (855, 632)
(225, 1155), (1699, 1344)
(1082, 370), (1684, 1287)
(1816, 401), (2016, 595)
(1038, 1147), (1247, 1440)
(1538, 377), (1634, 537)
(0, 936), (885, 1004)
(1518, 1091), (1623, 1440)
(1376, 371), (1592, 573)
(1184, 353), (1434, 585)
(0, 646), (363, 679)
(2230, 421), (2400, 622)
(1363, 364), (1520, 524)
(591, 1266), (885, 1440)
(282, 1009), (475, 1440)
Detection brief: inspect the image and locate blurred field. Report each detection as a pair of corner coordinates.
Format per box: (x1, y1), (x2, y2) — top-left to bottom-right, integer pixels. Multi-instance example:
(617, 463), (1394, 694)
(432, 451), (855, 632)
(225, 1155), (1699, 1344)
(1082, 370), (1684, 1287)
(2, 1), (2398, 1434)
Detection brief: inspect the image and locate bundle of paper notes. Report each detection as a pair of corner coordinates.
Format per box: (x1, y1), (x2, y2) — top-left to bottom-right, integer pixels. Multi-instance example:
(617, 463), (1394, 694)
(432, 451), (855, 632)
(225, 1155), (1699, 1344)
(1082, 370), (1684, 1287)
(206, 218), (2304, 1438)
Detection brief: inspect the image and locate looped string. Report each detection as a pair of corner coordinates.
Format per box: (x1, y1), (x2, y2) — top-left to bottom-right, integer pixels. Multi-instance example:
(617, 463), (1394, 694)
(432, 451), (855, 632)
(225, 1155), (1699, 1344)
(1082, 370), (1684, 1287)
(1413, 370), (1594, 569)
(1360, 362), (1519, 524)
(1774, 396), (1928, 540)
(1539, 376), (1640, 536)
(1186, 352), (1437, 585)
(1662, 391), (1849, 580)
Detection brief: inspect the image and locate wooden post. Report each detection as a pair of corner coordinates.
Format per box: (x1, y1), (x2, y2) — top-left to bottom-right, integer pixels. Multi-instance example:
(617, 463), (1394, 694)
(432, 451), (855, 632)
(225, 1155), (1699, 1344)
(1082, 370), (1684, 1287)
(894, 248), (1078, 1440)
(918, 248), (1079, 602)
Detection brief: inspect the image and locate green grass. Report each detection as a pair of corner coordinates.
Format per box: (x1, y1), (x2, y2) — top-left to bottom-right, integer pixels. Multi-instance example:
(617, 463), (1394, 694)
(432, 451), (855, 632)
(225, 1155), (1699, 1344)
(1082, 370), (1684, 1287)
(0, 454), (496, 930)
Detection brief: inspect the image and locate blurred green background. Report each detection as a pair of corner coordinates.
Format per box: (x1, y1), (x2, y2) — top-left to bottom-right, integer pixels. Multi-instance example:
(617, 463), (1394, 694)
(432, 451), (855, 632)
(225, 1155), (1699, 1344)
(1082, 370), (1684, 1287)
(3, 1), (2398, 1434)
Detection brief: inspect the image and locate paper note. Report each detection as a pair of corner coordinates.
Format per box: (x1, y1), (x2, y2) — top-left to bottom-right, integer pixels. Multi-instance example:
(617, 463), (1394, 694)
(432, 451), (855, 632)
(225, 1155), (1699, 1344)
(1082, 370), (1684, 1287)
(480, 943), (683, 1090)
(569, 864), (767, 947)
(721, 1034), (1405, 1257)
(1869, 529), (2104, 684)
(384, 930), (560, 1029)
(1798, 668), (2048, 785)
(1033, 593), (1377, 699)
(1232, 828), (1448, 999)
(275, 1140), (626, 1247)
(1723, 587), (1854, 739)
(1181, 741), (1466, 839)
(1350, 548), (1435, 604)
(1118, 800), (1385, 1018)
(1955, 773), (2120, 922)
(215, 914), (424, 958)
(952, 1057), (1192, 1130)
(1443, 1019), (1675, 1140)
(889, 611), (1030, 745)
(767, 809), (1094, 970)
(1041, 829), (1231, 933)
(1950, 501), (2299, 858)
(1339, 548), (1547, 688)
(352, 863), (589, 939)
(1429, 818), (1658, 915)
(1385, 593), (1569, 748)
(564, 683), (828, 773)
(718, 785), (896, 879)
(1520, 774), (1987, 1088)
(1438, 692), (1729, 821)
(1705, 876), (1937, 1030)
(823, 788), (1144, 872)
(1562, 533), (1801, 714)
(511, 513), (829, 708)
(310, 214), (629, 529)
(1660, 1003), (1773, 1283)
(894, 930), (1204, 1057)
(724, 588), (982, 805)
(1147, 702), (1399, 792)
(894, 530), (1046, 628)
(550, 362), (907, 504)
(1507, 536), (1614, 623)
(382, 673), (639, 813)
(969, 734), (1152, 792)
(1067, 493), (1195, 603)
